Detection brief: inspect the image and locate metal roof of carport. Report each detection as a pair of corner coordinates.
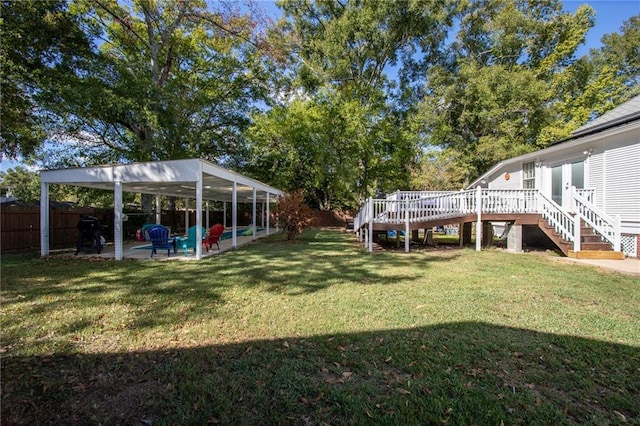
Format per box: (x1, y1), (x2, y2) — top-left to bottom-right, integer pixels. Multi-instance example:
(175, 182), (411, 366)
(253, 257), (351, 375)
(39, 158), (283, 202)
(39, 159), (285, 261)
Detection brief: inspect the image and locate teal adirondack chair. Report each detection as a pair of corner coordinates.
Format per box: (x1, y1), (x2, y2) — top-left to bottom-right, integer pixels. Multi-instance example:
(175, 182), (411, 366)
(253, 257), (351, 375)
(184, 225), (207, 253)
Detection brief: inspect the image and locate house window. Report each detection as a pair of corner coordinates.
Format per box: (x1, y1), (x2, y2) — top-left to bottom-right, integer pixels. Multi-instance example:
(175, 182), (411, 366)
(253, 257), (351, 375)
(523, 161), (535, 188)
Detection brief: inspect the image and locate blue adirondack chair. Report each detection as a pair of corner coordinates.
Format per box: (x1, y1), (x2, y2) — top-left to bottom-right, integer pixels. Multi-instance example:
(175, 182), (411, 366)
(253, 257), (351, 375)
(148, 225), (175, 257)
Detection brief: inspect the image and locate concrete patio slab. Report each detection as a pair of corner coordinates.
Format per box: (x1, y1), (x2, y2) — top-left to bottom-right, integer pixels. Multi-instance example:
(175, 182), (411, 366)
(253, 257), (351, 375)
(49, 229), (278, 261)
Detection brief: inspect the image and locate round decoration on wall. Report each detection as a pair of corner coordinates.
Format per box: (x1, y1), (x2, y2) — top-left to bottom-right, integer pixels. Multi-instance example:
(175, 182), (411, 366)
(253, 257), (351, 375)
(504, 172), (511, 181)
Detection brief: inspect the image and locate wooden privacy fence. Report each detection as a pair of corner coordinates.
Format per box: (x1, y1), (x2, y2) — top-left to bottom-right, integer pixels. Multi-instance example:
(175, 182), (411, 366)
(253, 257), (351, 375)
(1, 205), (261, 253)
(1, 206), (104, 253)
(1, 205), (353, 253)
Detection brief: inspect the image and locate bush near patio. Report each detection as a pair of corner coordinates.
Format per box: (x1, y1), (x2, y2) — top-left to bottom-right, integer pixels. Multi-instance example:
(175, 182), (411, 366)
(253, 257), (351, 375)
(276, 190), (313, 240)
(1, 229), (639, 425)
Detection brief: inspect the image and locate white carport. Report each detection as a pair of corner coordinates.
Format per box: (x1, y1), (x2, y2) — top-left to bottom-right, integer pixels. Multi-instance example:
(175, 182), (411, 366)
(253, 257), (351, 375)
(39, 159), (284, 260)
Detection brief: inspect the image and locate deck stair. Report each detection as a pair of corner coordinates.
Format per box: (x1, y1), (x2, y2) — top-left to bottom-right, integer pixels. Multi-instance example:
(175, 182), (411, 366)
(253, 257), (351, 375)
(537, 218), (572, 255)
(538, 218), (623, 258)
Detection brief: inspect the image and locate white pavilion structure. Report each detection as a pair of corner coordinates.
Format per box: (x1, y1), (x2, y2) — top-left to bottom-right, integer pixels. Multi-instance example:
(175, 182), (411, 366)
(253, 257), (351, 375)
(40, 159), (284, 260)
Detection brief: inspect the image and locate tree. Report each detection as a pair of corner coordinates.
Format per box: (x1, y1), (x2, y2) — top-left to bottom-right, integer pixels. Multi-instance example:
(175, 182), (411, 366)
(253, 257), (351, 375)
(0, 0), (91, 160)
(544, 14), (640, 141)
(412, 0), (597, 187)
(0, 166), (134, 207)
(31, 0), (272, 167)
(247, 0), (456, 206)
(0, 167), (41, 204)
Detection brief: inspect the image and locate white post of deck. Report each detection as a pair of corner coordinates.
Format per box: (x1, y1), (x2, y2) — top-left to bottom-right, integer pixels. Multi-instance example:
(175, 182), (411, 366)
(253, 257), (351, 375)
(114, 180), (123, 261)
(155, 195), (161, 224)
(266, 193), (270, 235)
(573, 213), (581, 253)
(232, 180), (237, 248)
(405, 198), (410, 253)
(185, 198), (190, 232)
(40, 182), (50, 257)
(614, 215), (622, 252)
(223, 201), (227, 228)
(475, 186), (482, 251)
(368, 197), (373, 253)
(195, 179), (203, 260)
(252, 187), (257, 241)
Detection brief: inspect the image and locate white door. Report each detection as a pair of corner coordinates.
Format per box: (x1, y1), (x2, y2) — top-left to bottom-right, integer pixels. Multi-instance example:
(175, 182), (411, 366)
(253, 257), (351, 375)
(550, 160), (585, 209)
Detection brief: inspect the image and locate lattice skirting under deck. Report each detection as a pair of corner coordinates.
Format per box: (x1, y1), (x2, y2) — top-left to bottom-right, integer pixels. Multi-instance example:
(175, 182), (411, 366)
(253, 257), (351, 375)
(621, 234), (638, 258)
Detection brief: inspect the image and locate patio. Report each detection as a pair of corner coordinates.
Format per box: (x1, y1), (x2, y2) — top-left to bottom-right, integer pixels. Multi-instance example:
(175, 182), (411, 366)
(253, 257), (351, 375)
(40, 159), (285, 260)
(54, 227), (278, 261)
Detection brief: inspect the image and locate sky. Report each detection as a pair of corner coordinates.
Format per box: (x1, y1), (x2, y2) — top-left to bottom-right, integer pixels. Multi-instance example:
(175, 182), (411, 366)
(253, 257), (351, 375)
(1, 0), (639, 173)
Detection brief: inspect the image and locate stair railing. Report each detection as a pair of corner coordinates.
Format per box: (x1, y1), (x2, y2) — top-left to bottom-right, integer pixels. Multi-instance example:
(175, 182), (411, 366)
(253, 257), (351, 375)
(571, 187), (621, 252)
(537, 191), (577, 249)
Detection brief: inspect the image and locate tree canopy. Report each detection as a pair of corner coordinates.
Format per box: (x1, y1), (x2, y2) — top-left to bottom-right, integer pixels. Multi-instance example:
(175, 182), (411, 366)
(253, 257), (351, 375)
(2, 0), (638, 209)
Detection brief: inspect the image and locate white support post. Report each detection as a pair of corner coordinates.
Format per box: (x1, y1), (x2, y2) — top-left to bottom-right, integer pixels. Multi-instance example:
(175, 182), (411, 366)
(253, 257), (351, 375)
(252, 187), (257, 241)
(114, 180), (123, 261)
(475, 186), (482, 251)
(364, 226), (369, 249)
(275, 195), (279, 232)
(232, 180), (237, 248)
(155, 195), (161, 224)
(405, 198), (410, 253)
(266, 193), (270, 235)
(573, 212), (581, 253)
(185, 198), (190, 232)
(206, 201), (210, 229)
(368, 197), (373, 253)
(40, 182), (50, 257)
(261, 201), (265, 227)
(196, 180), (203, 260)
(614, 215), (622, 252)
(223, 201), (227, 228)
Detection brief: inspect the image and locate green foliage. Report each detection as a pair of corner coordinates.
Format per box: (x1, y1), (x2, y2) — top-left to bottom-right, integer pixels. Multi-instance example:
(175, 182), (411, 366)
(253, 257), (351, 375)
(2, 0), (638, 207)
(545, 14), (640, 141)
(413, 0), (596, 187)
(275, 189), (312, 239)
(0, 0), (91, 160)
(4, 0), (273, 169)
(0, 166), (134, 207)
(0, 167), (41, 203)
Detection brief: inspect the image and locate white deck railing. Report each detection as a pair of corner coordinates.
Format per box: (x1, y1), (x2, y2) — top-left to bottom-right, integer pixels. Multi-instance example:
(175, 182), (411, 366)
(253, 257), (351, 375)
(572, 187), (621, 251)
(354, 187), (619, 254)
(575, 188), (596, 204)
(537, 191), (577, 250)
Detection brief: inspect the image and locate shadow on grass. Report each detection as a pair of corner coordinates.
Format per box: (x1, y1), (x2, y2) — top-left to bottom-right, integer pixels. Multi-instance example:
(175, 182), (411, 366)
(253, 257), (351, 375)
(1, 230), (459, 338)
(2, 322), (638, 425)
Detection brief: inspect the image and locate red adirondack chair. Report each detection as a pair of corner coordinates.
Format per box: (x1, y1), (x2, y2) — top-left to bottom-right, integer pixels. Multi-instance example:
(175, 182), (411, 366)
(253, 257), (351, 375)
(204, 223), (225, 252)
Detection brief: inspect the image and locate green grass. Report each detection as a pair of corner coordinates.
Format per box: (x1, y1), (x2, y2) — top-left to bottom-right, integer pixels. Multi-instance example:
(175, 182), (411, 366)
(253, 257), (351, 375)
(2, 229), (639, 425)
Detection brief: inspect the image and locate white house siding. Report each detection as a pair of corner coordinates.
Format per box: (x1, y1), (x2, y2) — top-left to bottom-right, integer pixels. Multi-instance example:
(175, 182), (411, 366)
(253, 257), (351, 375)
(588, 147), (605, 210)
(602, 132), (640, 234)
(487, 166), (522, 189)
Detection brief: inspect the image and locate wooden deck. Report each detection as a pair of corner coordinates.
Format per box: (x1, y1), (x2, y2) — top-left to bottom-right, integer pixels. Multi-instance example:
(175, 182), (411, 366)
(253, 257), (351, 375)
(354, 188), (622, 258)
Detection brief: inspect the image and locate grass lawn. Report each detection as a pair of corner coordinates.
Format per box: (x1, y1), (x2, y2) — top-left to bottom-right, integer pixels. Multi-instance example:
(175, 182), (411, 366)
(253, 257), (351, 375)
(2, 229), (639, 425)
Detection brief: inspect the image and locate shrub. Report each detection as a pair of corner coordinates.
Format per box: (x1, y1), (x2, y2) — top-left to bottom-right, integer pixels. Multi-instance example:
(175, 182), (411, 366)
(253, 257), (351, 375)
(276, 190), (312, 240)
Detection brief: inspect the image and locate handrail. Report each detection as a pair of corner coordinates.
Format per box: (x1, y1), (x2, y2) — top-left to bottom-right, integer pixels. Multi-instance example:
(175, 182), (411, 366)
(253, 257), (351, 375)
(575, 188), (596, 205)
(537, 192), (575, 244)
(480, 189), (538, 213)
(572, 188), (620, 251)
